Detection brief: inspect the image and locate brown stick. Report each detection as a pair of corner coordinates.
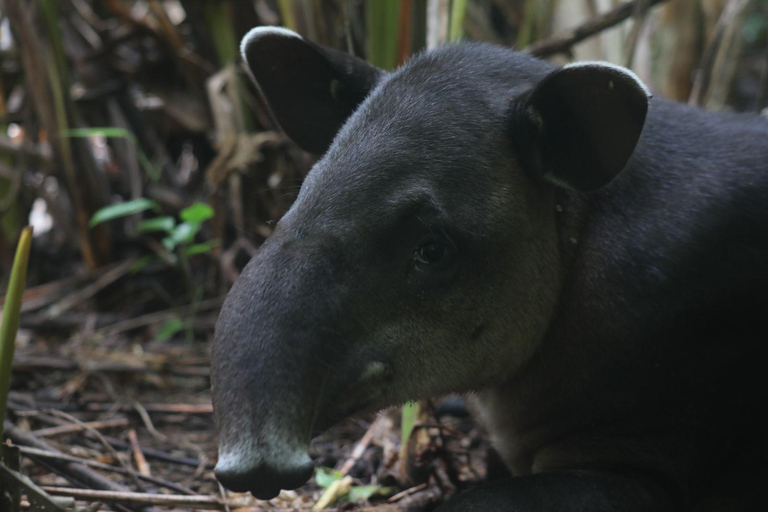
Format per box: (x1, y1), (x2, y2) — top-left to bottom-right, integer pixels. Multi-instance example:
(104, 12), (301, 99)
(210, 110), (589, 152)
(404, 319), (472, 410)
(45, 409), (146, 492)
(85, 402), (213, 414)
(338, 415), (390, 475)
(127, 429), (152, 477)
(526, 0), (668, 57)
(32, 417), (129, 437)
(40, 488), (242, 510)
(44, 259), (135, 318)
(102, 436), (210, 469)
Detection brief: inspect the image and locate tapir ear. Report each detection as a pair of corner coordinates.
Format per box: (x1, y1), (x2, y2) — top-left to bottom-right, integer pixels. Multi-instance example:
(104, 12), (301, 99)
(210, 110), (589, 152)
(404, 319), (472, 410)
(511, 62), (651, 191)
(241, 27), (384, 154)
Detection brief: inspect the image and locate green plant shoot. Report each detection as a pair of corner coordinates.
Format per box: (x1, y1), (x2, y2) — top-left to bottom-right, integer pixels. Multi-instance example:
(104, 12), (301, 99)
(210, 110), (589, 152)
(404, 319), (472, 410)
(0, 226), (33, 426)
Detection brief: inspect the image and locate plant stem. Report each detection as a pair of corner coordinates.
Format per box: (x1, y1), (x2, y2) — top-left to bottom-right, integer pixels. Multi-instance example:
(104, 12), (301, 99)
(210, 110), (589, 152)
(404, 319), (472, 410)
(0, 226), (33, 426)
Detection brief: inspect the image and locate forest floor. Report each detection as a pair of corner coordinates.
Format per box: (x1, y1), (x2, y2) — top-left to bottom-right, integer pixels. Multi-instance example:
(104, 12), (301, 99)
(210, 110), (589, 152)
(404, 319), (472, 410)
(5, 299), (492, 512)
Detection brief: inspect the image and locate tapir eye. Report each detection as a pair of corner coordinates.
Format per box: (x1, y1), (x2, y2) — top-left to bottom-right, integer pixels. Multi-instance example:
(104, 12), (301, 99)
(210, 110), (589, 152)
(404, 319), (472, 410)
(414, 240), (447, 264)
(406, 228), (459, 287)
(412, 228), (456, 268)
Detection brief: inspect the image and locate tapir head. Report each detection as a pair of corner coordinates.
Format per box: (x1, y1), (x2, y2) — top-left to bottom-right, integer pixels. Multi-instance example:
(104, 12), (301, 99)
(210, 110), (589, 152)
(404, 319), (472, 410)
(212, 27), (650, 499)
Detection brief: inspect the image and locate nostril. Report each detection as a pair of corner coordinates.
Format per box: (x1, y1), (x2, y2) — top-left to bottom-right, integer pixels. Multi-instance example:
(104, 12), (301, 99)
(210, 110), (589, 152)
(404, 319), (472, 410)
(213, 463), (254, 494)
(281, 459), (315, 490)
(214, 455), (314, 500)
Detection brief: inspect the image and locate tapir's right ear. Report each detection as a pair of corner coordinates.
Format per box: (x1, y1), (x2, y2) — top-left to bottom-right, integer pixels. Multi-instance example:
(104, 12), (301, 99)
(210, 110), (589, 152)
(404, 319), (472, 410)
(510, 62), (651, 192)
(241, 27), (384, 154)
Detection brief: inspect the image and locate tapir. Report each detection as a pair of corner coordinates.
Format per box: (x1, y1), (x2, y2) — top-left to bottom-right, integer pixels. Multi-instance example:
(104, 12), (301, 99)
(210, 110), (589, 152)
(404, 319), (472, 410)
(211, 26), (768, 511)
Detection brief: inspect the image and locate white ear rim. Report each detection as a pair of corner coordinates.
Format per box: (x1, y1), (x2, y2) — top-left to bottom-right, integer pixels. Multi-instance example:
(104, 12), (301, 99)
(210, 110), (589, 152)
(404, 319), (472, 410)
(563, 60), (652, 98)
(240, 26), (302, 64)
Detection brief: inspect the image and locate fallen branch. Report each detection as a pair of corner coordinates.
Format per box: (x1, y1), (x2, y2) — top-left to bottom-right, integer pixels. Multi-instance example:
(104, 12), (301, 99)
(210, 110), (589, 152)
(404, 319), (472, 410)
(17, 446), (197, 495)
(526, 0), (668, 57)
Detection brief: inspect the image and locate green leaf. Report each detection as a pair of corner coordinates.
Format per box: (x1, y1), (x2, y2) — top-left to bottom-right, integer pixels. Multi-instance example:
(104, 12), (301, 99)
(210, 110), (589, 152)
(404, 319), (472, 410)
(157, 317), (185, 342)
(136, 216), (176, 234)
(162, 222), (198, 251)
(65, 127), (138, 142)
(401, 401), (420, 448)
(89, 198), (159, 227)
(181, 240), (220, 257)
(180, 203), (214, 224)
(347, 485), (381, 502)
(315, 467), (344, 489)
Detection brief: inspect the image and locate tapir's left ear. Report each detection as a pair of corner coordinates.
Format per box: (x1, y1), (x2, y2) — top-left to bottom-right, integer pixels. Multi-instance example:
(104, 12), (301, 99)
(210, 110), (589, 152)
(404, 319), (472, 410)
(511, 62), (651, 191)
(241, 27), (384, 154)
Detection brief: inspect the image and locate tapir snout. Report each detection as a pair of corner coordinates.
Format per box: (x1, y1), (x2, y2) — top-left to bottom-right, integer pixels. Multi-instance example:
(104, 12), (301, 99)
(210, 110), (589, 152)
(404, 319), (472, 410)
(212, 232), (348, 498)
(212, 228), (399, 498)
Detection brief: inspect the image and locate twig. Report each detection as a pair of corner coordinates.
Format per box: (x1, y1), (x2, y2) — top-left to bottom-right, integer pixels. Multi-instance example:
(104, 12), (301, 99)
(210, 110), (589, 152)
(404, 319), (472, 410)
(526, 0), (668, 57)
(45, 409), (146, 492)
(102, 436), (210, 469)
(338, 415), (390, 475)
(387, 483), (428, 503)
(127, 429), (151, 477)
(129, 400), (210, 484)
(43, 259), (135, 319)
(39, 488), (246, 510)
(88, 402), (213, 414)
(32, 417), (129, 437)
(390, 483), (443, 509)
(16, 446), (197, 495)
(217, 482), (231, 512)
(131, 401), (168, 442)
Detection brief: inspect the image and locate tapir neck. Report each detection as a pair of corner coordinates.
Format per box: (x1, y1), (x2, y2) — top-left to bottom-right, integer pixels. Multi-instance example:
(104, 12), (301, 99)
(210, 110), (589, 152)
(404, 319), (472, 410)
(476, 98), (768, 488)
(551, 187), (593, 279)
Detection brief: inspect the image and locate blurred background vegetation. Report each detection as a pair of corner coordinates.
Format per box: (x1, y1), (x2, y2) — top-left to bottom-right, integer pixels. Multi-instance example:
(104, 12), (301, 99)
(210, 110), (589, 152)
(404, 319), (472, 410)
(0, 0), (766, 334)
